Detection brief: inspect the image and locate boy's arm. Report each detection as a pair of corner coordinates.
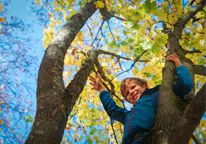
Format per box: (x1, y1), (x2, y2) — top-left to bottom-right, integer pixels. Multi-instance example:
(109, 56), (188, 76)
(173, 66), (193, 98)
(166, 55), (193, 98)
(89, 74), (129, 124)
(99, 90), (129, 124)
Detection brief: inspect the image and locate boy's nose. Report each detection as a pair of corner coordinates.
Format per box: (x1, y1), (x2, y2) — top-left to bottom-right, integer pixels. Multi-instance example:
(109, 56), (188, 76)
(129, 89), (134, 96)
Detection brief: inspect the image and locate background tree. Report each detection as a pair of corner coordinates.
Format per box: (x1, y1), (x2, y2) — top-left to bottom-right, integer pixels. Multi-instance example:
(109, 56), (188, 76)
(25, 0), (205, 143)
(0, 0), (41, 143)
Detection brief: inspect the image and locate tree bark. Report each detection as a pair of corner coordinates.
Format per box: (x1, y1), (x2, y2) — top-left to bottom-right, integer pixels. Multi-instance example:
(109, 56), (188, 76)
(169, 84), (206, 144)
(194, 65), (206, 76)
(147, 0), (205, 143)
(25, 1), (97, 143)
(65, 50), (99, 115)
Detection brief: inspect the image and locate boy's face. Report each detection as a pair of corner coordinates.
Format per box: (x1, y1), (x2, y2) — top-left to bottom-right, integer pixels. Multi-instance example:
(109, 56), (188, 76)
(123, 80), (147, 104)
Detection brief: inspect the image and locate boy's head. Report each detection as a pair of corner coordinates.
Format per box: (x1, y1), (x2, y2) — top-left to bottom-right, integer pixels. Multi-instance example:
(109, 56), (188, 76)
(120, 77), (148, 104)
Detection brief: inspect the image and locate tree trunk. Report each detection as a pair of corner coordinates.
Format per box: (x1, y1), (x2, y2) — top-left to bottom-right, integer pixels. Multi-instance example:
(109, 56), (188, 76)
(147, 0), (205, 143)
(169, 84), (206, 144)
(25, 1), (97, 143)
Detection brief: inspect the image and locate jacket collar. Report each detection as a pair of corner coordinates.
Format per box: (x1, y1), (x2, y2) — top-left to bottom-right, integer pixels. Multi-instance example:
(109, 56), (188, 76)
(141, 85), (160, 98)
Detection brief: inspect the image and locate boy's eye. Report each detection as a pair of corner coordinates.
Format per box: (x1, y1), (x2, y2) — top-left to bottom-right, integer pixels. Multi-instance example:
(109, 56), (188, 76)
(132, 86), (135, 89)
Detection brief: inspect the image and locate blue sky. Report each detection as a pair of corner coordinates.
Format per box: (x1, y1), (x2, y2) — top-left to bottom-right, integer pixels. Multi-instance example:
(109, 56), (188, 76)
(1, 0), (45, 143)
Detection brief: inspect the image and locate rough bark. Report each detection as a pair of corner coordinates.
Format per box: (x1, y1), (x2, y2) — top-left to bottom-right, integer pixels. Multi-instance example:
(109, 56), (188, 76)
(147, 0), (205, 143)
(25, 1), (97, 143)
(169, 84), (206, 144)
(65, 50), (98, 115)
(194, 65), (206, 76)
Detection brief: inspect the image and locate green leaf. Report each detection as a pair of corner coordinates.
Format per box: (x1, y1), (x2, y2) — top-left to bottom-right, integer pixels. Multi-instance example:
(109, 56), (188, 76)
(143, 0), (157, 13)
(140, 40), (152, 50)
(25, 115), (33, 123)
(125, 21), (135, 30)
(198, 58), (205, 65)
(87, 136), (93, 144)
(151, 43), (161, 54)
(128, 38), (135, 43)
(144, 72), (152, 77)
(121, 40), (127, 46)
(89, 128), (97, 135)
(109, 40), (116, 47)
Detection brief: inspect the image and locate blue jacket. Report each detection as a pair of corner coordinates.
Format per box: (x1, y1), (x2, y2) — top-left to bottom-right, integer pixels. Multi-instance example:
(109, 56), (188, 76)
(99, 66), (193, 144)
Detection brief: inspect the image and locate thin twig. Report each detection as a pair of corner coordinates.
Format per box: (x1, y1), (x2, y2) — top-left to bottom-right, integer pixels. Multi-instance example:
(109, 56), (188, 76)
(93, 62), (125, 108)
(192, 134), (200, 144)
(118, 58), (123, 71)
(189, 0), (196, 5)
(107, 21), (115, 40)
(110, 118), (118, 144)
(91, 21), (105, 48)
(114, 15), (126, 21)
(85, 22), (93, 46)
(97, 49), (148, 62)
(111, 50), (148, 81)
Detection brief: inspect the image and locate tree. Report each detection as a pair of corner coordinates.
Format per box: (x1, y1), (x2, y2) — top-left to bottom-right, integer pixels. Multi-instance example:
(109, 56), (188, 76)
(0, 0), (41, 143)
(26, 0), (205, 143)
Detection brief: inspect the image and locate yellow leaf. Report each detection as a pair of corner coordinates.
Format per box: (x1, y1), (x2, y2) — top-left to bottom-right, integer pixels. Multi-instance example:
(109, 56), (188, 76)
(0, 120), (3, 125)
(64, 55), (76, 65)
(0, 17), (6, 22)
(94, 1), (105, 9)
(35, 0), (42, 5)
(93, 21), (98, 25)
(0, 2), (2, 11)
(12, 130), (15, 133)
(57, 20), (62, 25)
(20, 134), (23, 137)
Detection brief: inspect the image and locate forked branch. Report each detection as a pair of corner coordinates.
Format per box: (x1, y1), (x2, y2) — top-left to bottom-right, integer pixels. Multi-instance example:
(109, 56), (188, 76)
(194, 65), (206, 76)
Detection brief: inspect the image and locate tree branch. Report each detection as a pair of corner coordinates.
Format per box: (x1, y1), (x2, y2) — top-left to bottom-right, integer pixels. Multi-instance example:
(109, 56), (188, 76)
(66, 50), (98, 114)
(192, 135), (200, 144)
(110, 118), (118, 144)
(114, 15), (126, 21)
(91, 21), (105, 48)
(194, 65), (206, 76)
(99, 0), (115, 21)
(85, 22), (93, 46)
(183, 49), (201, 55)
(189, 0), (196, 6)
(169, 84), (206, 144)
(178, 0), (205, 30)
(94, 58), (125, 106)
(111, 50), (148, 81)
(97, 49), (147, 62)
(107, 21), (115, 40)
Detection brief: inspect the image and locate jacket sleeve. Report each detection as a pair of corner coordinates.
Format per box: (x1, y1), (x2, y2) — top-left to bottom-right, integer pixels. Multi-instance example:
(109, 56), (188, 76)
(173, 65), (194, 98)
(99, 90), (129, 124)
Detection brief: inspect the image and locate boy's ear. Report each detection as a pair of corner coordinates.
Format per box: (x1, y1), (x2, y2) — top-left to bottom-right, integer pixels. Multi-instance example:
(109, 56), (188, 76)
(144, 83), (148, 88)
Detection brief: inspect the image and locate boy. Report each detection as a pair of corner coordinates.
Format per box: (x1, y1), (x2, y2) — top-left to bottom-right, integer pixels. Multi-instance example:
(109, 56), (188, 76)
(89, 55), (193, 144)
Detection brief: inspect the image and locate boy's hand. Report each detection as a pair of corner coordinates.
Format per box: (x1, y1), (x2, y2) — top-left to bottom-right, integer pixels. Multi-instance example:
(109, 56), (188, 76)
(166, 54), (182, 68)
(89, 74), (105, 93)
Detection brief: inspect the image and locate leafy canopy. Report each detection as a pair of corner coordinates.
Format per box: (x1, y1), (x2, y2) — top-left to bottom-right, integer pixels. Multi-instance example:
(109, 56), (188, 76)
(34, 0), (206, 143)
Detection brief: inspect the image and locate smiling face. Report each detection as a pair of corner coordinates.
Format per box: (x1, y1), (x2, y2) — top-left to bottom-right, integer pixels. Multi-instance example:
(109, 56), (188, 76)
(123, 80), (147, 104)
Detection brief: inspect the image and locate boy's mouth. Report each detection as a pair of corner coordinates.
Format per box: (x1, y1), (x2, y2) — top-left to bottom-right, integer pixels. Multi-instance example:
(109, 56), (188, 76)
(132, 94), (138, 100)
